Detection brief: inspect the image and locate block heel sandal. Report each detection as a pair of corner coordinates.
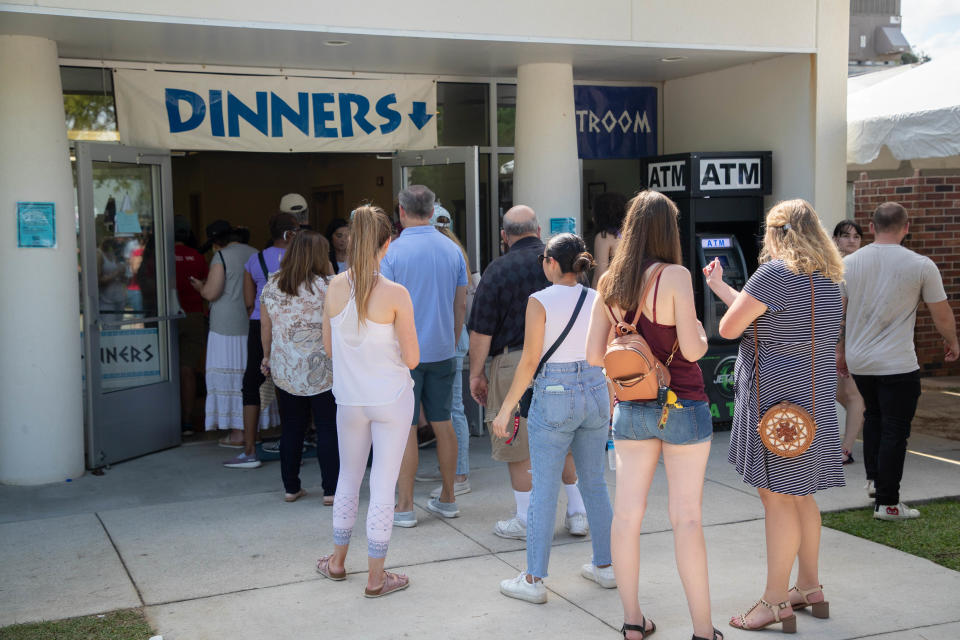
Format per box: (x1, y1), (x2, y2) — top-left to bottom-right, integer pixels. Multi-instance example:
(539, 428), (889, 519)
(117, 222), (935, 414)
(730, 599), (796, 633)
(790, 584), (829, 619)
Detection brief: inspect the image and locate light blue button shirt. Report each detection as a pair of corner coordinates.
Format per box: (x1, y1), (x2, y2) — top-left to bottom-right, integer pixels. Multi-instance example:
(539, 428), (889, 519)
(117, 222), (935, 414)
(380, 225), (468, 363)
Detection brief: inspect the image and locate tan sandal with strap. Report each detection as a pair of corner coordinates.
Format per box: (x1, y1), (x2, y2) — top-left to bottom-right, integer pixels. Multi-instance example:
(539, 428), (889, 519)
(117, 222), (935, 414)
(315, 555), (346, 581)
(364, 570), (409, 598)
(729, 599), (796, 633)
(790, 584), (829, 618)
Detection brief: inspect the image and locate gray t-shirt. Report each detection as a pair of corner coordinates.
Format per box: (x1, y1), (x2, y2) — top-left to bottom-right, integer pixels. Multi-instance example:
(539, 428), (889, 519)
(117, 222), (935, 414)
(842, 243), (947, 375)
(209, 243), (257, 336)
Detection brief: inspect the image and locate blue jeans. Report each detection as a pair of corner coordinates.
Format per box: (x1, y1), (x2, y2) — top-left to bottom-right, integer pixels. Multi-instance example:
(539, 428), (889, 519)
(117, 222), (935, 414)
(451, 327), (470, 476)
(526, 361), (612, 579)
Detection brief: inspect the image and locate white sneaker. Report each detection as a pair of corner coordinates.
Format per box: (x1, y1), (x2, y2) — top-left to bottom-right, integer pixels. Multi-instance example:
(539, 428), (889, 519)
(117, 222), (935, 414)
(430, 480), (471, 498)
(565, 512), (589, 536)
(494, 516), (527, 540)
(499, 572), (547, 604)
(874, 502), (920, 521)
(393, 510), (417, 528)
(580, 563), (617, 589)
(865, 480), (876, 498)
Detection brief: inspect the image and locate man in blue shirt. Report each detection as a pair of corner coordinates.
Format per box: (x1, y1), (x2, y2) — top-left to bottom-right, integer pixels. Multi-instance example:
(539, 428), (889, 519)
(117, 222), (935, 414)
(381, 185), (468, 525)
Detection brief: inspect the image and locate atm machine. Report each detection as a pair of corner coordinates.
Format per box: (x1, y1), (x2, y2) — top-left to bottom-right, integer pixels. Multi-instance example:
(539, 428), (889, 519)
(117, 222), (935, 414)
(640, 151), (772, 427)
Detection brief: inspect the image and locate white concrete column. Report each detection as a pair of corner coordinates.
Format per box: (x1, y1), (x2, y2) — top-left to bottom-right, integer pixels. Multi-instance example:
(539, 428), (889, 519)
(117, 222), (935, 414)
(0, 36), (84, 484)
(514, 63), (581, 236)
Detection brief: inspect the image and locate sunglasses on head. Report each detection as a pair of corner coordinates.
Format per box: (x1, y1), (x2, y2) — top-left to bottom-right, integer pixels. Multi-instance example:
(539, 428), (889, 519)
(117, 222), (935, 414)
(538, 254), (551, 265)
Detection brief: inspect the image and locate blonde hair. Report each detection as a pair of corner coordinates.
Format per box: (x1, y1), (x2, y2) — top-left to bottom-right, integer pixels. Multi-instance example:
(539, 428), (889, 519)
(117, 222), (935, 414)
(275, 230), (332, 296)
(760, 199), (844, 283)
(437, 227), (471, 275)
(348, 205), (393, 325)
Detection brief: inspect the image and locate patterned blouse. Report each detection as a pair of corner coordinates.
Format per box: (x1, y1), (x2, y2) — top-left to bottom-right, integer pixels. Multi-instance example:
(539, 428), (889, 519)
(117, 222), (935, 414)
(260, 274), (333, 396)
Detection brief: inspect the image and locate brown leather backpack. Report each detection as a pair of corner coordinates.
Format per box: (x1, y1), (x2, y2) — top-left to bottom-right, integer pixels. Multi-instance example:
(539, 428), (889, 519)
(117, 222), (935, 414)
(602, 263), (678, 402)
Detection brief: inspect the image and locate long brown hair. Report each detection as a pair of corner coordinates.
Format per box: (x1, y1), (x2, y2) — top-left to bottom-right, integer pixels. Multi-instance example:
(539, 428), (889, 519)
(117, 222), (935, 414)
(349, 205), (393, 325)
(275, 230), (332, 296)
(760, 199), (844, 283)
(599, 190), (682, 311)
(438, 227), (471, 275)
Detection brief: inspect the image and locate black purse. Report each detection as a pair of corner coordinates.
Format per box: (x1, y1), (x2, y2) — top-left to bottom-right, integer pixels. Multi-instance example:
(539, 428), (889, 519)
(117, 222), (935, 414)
(517, 288), (589, 418)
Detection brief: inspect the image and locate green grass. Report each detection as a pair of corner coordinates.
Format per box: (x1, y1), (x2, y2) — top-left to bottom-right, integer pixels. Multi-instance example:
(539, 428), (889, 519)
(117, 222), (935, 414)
(0, 609), (153, 640)
(822, 498), (960, 572)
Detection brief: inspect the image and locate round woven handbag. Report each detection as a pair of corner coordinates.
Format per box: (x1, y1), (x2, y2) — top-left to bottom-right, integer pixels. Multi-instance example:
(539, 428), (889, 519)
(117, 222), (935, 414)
(753, 273), (817, 458)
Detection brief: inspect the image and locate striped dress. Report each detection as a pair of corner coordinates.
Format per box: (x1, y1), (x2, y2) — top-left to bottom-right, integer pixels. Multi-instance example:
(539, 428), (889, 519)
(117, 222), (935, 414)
(728, 260), (845, 495)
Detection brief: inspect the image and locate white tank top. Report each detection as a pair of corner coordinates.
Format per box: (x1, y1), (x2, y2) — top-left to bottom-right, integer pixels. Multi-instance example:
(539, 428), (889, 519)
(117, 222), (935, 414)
(530, 283), (596, 364)
(330, 289), (413, 406)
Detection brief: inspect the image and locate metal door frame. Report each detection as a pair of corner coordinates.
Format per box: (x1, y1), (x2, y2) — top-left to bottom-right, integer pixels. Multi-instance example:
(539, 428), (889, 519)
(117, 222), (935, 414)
(392, 146), (481, 269)
(76, 142), (181, 468)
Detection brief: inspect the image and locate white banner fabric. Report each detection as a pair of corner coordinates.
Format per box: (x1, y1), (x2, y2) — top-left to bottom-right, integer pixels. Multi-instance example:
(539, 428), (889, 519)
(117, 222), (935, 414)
(114, 69), (438, 152)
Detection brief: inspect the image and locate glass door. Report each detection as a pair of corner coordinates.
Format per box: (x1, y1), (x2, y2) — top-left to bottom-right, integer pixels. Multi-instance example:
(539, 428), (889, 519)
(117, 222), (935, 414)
(393, 147), (480, 270)
(75, 142), (182, 468)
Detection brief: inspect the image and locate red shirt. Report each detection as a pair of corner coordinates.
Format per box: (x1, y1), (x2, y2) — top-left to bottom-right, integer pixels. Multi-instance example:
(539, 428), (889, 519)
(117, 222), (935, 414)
(175, 244), (208, 313)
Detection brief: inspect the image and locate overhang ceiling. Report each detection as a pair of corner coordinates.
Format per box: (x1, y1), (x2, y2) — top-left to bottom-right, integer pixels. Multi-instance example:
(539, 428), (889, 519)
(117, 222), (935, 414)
(0, 8), (796, 81)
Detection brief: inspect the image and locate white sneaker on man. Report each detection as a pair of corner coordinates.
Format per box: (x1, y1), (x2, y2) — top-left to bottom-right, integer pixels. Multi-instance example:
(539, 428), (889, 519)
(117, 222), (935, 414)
(580, 563), (617, 589)
(494, 516), (527, 540)
(874, 502), (920, 521)
(565, 512), (589, 536)
(865, 480), (876, 498)
(499, 572), (547, 604)
(430, 480), (471, 497)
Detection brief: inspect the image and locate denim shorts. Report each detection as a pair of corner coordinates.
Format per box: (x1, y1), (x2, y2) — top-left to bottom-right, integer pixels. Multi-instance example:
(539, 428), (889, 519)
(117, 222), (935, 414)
(613, 399), (713, 445)
(410, 358), (456, 424)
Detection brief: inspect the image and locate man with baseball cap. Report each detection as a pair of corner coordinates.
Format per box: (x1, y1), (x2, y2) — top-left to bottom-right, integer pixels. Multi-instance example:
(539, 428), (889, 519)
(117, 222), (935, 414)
(280, 193), (309, 226)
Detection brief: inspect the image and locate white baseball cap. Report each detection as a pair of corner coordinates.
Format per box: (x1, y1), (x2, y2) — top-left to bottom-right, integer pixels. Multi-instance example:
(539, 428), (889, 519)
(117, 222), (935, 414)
(431, 203), (452, 228)
(279, 193), (308, 216)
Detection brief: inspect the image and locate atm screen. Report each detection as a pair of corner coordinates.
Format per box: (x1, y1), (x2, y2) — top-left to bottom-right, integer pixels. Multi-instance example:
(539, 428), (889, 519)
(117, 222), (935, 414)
(715, 255), (730, 267)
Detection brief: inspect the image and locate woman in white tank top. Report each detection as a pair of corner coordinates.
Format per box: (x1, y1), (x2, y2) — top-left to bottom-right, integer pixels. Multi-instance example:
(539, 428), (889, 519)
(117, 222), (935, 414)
(490, 233), (615, 606)
(317, 205), (419, 599)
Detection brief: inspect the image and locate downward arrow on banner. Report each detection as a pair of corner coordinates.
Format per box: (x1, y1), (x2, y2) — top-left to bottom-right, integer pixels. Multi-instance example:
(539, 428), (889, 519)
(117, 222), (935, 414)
(408, 102), (433, 130)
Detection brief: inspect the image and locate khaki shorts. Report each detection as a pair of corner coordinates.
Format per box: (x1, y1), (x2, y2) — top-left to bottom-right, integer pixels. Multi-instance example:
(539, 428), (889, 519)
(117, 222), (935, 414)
(486, 349), (530, 463)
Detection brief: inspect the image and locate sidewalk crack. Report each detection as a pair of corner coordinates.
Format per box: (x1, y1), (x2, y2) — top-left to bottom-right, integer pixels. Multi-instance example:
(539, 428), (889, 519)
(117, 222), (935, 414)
(95, 512), (145, 607)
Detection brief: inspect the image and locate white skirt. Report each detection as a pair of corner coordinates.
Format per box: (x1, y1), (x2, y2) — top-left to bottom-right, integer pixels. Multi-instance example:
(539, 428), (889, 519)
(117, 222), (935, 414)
(204, 331), (280, 431)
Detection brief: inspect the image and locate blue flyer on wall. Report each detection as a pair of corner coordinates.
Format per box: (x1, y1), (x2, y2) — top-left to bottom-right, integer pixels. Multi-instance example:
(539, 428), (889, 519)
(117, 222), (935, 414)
(17, 202), (56, 248)
(550, 217), (576, 236)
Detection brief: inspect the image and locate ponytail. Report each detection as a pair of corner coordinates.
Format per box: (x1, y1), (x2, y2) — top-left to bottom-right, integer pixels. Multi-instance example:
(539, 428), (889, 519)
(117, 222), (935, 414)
(348, 205), (392, 325)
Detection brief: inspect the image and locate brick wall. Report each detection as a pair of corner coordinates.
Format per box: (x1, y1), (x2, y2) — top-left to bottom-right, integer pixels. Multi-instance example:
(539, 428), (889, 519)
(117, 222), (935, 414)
(852, 173), (960, 376)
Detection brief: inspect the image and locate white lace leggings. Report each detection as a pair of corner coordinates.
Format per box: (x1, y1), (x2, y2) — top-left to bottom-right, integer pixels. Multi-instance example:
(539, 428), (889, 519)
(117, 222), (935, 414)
(332, 387), (414, 559)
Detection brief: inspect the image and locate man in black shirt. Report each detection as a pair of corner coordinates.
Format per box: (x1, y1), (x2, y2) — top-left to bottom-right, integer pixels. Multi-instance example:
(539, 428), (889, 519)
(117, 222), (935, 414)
(469, 206), (586, 540)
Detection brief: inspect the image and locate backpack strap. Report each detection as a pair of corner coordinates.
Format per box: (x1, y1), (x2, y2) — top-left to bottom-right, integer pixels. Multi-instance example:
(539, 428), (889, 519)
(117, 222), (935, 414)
(607, 263), (668, 334)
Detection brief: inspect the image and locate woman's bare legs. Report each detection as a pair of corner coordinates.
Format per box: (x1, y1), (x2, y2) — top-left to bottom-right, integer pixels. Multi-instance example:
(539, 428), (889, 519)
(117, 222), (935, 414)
(792, 494), (826, 604)
(662, 440), (714, 638)
(838, 375), (865, 455)
(611, 439), (661, 640)
(734, 488), (800, 628)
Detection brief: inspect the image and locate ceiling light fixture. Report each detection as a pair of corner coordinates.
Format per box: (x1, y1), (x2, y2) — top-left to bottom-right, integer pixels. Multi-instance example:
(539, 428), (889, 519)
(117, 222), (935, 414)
(324, 40), (350, 47)
(660, 55), (687, 63)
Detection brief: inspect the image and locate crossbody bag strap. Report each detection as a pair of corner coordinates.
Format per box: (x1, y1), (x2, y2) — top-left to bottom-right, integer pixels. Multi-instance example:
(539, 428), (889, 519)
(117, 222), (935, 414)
(753, 273), (817, 420)
(257, 251), (270, 280)
(533, 287), (589, 380)
(216, 250), (226, 279)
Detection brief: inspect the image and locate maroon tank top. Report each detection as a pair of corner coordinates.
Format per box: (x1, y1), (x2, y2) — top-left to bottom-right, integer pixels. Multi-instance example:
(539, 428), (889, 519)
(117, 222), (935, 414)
(630, 265), (709, 403)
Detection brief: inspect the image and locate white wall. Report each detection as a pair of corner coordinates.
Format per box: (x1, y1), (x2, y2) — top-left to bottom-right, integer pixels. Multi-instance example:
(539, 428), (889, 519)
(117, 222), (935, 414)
(29, 0), (816, 49)
(663, 54), (816, 211)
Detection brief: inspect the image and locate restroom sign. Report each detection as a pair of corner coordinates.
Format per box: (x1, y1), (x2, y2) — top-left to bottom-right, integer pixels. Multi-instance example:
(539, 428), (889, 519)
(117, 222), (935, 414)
(114, 69), (437, 153)
(699, 158), (762, 192)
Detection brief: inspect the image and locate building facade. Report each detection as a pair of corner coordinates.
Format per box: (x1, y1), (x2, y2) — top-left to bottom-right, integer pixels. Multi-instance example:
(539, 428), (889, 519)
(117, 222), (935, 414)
(0, 0), (850, 484)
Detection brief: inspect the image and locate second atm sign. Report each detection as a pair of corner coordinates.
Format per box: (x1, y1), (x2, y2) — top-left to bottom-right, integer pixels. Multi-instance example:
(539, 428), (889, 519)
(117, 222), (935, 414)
(647, 157), (763, 192)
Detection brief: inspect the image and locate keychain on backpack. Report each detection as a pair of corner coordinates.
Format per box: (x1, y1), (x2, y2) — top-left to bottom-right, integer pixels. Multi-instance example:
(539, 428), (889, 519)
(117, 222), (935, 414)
(657, 389), (683, 431)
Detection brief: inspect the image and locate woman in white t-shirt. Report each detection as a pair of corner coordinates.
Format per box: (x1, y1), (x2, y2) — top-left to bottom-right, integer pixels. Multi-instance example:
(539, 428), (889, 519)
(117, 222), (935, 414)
(260, 230), (339, 504)
(491, 233), (614, 605)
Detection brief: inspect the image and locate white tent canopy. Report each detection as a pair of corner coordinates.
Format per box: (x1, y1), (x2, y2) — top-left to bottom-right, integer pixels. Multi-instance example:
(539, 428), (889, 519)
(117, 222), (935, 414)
(847, 55), (960, 166)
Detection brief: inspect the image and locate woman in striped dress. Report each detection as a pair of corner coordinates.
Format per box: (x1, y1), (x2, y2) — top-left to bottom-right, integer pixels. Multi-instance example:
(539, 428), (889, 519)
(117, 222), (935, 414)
(704, 200), (844, 633)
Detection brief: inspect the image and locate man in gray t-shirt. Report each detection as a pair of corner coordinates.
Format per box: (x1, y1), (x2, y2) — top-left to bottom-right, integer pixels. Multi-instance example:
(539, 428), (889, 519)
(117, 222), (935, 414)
(839, 202), (958, 521)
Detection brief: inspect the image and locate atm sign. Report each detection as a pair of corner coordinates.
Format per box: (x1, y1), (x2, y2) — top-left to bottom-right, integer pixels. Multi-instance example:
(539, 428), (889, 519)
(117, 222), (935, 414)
(699, 158), (762, 191)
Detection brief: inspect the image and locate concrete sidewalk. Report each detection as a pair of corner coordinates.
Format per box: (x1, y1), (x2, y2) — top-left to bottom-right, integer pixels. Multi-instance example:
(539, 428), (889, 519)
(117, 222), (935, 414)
(1, 431), (958, 639)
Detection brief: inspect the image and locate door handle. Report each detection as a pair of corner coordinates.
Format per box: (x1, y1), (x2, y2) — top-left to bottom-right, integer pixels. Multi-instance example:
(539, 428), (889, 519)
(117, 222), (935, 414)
(99, 313), (186, 329)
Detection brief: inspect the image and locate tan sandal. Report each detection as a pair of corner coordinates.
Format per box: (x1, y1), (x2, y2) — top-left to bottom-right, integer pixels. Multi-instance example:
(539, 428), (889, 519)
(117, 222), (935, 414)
(316, 555), (346, 581)
(730, 599), (796, 633)
(284, 489), (307, 502)
(790, 584), (829, 618)
(363, 570), (409, 598)
(323, 495), (335, 506)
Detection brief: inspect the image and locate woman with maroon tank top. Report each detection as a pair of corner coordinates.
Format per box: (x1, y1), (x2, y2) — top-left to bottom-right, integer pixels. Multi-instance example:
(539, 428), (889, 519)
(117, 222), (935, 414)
(587, 190), (721, 640)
